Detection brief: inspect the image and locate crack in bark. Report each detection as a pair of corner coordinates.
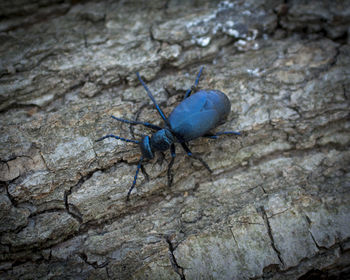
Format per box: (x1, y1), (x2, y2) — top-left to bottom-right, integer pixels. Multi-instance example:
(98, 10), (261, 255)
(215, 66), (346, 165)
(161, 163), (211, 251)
(165, 237), (186, 280)
(308, 230), (324, 251)
(64, 189), (83, 224)
(63, 175), (92, 224)
(39, 150), (51, 172)
(229, 227), (239, 247)
(140, 164), (150, 183)
(258, 206), (285, 267)
(105, 266), (111, 278)
(342, 84), (349, 100)
(211, 138), (348, 195)
(250, 140), (348, 171)
(0, 4), (71, 33)
(262, 240), (350, 279)
(77, 252), (109, 269)
(267, 208), (290, 219)
(235, 221), (264, 226)
(0, 154), (33, 164)
(304, 214), (329, 252)
(28, 208), (66, 219)
(62, 158), (132, 224)
(3, 180), (19, 207)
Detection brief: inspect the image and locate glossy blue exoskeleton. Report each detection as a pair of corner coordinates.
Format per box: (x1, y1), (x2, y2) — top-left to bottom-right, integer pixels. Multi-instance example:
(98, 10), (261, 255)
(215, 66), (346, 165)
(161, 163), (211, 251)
(97, 67), (240, 200)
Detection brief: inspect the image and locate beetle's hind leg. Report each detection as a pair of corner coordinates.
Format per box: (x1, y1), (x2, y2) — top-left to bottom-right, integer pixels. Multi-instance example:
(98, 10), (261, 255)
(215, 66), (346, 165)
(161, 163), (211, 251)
(184, 66), (204, 99)
(180, 143), (212, 173)
(203, 131), (241, 139)
(167, 144), (176, 188)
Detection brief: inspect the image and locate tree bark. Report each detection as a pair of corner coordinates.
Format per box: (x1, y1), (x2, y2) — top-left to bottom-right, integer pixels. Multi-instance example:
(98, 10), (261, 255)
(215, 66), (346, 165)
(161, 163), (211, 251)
(0, 0), (349, 279)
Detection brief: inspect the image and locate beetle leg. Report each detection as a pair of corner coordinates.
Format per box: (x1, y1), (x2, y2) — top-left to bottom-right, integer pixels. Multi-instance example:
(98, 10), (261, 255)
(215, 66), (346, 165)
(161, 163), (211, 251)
(180, 143), (212, 173)
(126, 156), (144, 201)
(203, 131), (241, 139)
(167, 144), (176, 188)
(111, 115), (162, 130)
(96, 134), (140, 144)
(184, 66), (204, 99)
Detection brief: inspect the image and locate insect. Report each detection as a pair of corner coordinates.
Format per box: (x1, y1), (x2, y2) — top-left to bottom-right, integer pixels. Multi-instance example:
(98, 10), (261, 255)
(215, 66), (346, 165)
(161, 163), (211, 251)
(97, 67), (241, 201)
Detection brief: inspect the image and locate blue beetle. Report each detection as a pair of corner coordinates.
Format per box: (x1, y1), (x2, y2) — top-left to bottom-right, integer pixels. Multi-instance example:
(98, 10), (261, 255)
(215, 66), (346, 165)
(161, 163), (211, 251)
(97, 67), (240, 200)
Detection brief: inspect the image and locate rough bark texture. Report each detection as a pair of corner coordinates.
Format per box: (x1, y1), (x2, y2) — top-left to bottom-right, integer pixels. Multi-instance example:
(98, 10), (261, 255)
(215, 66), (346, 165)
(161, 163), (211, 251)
(1, 0), (350, 279)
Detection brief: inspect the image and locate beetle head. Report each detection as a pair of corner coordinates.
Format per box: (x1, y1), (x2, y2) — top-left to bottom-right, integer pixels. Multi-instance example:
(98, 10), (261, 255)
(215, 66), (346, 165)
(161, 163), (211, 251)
(140, 129), (174, 159)
(140, 135), (153, 159)
(150, 129), (174, 152)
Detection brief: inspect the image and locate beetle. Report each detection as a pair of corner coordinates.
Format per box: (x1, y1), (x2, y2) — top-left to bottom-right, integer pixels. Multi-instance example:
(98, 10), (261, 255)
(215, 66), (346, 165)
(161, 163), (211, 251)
(97, 67), (241, 201)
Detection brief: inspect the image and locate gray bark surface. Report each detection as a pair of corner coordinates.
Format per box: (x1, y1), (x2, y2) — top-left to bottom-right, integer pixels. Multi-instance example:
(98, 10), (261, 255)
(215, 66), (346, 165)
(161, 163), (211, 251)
(0, 0), (350, 279)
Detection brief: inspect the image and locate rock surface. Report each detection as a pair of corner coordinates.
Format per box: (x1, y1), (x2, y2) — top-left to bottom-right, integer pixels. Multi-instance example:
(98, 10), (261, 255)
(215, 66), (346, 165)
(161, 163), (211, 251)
(0, 0), (349, 279)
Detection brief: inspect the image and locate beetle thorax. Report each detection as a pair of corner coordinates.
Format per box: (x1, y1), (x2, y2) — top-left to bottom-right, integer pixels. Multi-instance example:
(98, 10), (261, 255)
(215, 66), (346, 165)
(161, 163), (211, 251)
(150, 129), (174, 151)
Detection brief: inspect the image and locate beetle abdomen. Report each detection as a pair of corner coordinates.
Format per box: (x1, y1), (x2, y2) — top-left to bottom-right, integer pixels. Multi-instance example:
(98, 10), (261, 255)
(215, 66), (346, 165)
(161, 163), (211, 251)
(169, 90), (231, 142)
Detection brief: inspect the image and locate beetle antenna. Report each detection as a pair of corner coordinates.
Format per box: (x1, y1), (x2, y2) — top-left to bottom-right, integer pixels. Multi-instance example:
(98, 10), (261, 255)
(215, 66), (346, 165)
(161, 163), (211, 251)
(127, 156), (144, 201)
(136, 72), (171, 127)
(96, 134), (140, 144)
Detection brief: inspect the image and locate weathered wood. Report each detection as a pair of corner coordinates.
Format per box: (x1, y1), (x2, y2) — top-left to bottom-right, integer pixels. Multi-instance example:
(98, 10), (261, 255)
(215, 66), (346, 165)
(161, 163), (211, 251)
(1, 0), (349, 279)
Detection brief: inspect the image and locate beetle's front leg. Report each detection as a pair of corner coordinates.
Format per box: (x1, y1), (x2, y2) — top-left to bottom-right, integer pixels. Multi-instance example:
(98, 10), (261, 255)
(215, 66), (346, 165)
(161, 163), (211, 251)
(126, 156), (144, 201)
(167, 144), (176, 188)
